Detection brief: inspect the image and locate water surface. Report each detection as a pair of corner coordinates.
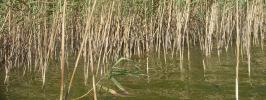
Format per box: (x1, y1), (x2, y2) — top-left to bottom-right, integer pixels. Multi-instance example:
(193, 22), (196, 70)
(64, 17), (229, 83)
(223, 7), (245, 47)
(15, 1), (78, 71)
(1, 46), (266, 100)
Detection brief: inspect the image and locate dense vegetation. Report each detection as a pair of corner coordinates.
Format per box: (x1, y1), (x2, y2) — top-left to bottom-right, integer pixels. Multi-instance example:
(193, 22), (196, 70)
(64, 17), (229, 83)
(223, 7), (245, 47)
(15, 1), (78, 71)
(0, 0), (265, 100)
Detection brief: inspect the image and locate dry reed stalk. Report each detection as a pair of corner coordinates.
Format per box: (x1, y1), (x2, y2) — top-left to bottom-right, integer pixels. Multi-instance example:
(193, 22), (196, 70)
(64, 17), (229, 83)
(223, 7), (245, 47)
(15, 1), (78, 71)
(0, 0), (266, 99)
(95, 9), (105, 76)
(59, 0), (67, 99)
(236, 1), (240, 100)
(184, 0), (191, 65)
(145, 3), (150, 78)
(3, 4), (11, 84)
(67, 0), (97, 98)
(244, 0), (252, 80)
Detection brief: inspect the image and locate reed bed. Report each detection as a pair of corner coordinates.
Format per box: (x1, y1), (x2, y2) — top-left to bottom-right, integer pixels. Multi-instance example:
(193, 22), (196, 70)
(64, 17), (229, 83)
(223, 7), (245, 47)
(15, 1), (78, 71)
(0, 0), (265, 99)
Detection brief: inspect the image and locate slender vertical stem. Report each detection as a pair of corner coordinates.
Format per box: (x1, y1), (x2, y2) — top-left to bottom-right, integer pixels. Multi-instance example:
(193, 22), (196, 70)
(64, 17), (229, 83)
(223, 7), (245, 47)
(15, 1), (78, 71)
(67, 0), (97, 97)
(60, 0), (67, 100)
(235, 0), (240, 100)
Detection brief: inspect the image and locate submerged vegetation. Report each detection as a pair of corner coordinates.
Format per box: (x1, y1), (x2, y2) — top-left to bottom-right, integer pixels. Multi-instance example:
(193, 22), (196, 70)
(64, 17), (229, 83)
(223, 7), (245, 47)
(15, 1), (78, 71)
(0, 0), (265, 99)
(74, 58), (142, 99)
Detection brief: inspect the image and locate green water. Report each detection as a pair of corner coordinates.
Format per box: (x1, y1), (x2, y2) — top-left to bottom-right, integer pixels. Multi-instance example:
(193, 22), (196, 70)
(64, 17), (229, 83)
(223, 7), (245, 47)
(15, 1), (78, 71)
(1, 46), (266, 100)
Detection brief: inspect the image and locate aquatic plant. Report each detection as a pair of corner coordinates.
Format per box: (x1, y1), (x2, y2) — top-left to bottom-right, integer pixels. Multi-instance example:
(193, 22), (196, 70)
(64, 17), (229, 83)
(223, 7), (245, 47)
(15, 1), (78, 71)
(0, 0), (265, 99)
(72, 58), (142, 99)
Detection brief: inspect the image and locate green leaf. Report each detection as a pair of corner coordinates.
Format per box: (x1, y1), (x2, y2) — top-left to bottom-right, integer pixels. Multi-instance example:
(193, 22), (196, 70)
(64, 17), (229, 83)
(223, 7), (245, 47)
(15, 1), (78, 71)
(110, 77), (129, 94)
(112, 57), (132, 67)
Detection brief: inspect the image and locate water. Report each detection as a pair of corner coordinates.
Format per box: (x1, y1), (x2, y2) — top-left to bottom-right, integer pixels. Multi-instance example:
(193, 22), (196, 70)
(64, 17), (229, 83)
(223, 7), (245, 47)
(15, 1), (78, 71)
(0, 46), (266, 100)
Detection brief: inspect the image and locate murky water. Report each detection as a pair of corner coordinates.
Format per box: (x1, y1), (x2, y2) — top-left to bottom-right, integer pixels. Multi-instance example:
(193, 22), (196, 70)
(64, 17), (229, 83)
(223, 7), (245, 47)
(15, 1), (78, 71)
(1, 46), (266, 100)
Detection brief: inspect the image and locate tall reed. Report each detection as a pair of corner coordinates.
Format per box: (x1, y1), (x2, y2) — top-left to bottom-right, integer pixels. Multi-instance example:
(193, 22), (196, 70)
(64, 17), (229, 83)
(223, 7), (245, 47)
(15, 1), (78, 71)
(0, 0), (265, 99)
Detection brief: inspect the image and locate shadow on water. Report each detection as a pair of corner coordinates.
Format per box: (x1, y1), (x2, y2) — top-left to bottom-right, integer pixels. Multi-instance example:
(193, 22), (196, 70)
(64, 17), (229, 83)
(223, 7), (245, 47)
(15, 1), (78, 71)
(0, 68), (7, 100)
(0, 85), (7, 100)
(0, 46), (266, 100)
(0, 87), (7, 100)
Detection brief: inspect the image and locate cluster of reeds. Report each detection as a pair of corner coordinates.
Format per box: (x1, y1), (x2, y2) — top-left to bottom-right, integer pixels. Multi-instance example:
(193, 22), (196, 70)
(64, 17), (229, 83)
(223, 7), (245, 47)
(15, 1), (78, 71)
(0, 0), (265, 99)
